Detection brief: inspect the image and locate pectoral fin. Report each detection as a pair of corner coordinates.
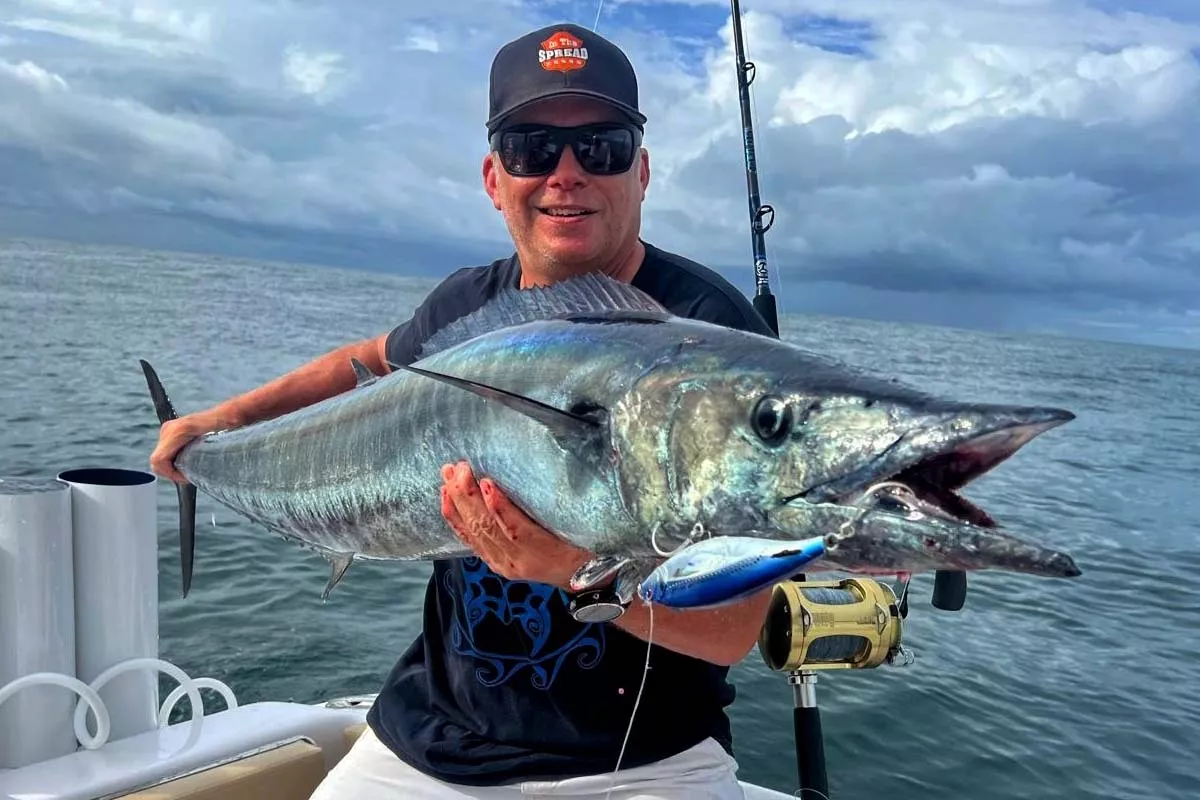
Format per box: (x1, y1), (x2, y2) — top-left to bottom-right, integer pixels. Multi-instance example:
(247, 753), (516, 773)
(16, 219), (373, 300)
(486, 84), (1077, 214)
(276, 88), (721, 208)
(638, 536), (828, 609)
(397, 364), (605, 452)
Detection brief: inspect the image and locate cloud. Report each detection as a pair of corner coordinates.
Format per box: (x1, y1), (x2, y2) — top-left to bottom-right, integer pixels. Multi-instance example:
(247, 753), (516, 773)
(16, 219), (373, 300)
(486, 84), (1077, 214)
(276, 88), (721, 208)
(1, 0), (1198, 347)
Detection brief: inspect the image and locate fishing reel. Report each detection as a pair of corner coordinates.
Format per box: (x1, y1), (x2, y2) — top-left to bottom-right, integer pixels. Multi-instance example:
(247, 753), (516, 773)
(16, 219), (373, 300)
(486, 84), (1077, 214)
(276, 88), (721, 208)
(757, 577), (907, 673)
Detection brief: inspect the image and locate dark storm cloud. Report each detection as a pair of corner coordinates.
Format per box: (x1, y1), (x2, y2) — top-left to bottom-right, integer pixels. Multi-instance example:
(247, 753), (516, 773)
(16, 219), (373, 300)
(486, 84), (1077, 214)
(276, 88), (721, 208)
(0, 0), (1198, 346)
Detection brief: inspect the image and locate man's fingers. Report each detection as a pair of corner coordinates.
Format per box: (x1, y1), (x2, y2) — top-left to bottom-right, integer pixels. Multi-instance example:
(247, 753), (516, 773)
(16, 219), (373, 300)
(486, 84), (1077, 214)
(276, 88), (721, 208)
(438, 463), (590, 587)
(149, 418), (205, 484)
(442, 462), (497, 540)
(479, 479), (519, 541)
(443, 485), (512, 574)
(149, 448), (180, 483)
(441, 485), (467, 536)
(450, 461), (479, 496)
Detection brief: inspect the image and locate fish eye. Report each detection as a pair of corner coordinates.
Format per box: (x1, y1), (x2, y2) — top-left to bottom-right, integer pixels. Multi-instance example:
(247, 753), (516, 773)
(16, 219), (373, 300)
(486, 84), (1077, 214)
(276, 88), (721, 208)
(751, 394), (792, 446)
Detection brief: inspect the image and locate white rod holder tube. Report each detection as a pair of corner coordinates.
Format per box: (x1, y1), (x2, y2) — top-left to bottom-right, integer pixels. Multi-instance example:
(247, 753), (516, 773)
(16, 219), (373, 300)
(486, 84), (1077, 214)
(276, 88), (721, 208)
(0, 477), (78, 768)
(59, 467), (159, 743)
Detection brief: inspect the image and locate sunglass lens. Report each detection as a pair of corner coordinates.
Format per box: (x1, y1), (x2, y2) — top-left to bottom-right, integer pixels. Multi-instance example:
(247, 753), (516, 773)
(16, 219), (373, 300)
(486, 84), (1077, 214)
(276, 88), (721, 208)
(498, 130), (562, 175)
(572, 127), (636, 174)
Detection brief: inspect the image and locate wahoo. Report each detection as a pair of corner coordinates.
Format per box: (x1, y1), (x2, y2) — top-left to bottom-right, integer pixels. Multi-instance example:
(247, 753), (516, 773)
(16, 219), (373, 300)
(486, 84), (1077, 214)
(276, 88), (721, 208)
(139, 273), (1081, 610)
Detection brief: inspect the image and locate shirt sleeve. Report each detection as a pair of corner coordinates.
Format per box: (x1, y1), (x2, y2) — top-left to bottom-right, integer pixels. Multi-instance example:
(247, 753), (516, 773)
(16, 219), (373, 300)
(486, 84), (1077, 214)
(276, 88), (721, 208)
(384, 319), (421, 370)
(383, 266), (490, 370)
(688, 292), (778, 338)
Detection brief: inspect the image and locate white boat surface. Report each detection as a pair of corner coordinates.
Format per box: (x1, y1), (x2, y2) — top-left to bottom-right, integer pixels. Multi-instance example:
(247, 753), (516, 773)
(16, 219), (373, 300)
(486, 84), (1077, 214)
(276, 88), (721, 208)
(0, 691), (796, 799)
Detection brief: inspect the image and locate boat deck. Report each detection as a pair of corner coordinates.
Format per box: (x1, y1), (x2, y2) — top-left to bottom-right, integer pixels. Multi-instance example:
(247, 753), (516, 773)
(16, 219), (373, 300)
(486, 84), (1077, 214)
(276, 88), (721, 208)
(0, 696), (795, 799)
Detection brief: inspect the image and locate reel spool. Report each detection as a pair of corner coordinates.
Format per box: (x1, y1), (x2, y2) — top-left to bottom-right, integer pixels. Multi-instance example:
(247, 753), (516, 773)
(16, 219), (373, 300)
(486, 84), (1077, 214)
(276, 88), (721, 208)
(758, 577), (905, 673)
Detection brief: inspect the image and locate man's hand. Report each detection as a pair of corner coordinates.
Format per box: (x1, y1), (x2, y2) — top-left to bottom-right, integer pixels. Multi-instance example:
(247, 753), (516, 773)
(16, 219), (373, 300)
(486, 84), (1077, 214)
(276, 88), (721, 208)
(149, 411), (233, 484)
(440, 461), (592, 588)
(439, 460), (770, 667)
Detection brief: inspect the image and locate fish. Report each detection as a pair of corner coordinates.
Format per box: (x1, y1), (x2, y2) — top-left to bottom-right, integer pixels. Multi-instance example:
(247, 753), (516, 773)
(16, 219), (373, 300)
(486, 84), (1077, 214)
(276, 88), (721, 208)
(138, 272), (1081, 610)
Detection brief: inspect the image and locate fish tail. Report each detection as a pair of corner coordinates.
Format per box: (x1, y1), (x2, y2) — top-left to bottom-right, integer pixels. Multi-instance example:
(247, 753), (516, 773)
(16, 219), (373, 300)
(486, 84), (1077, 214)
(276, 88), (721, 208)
(138, 358), (197, 599)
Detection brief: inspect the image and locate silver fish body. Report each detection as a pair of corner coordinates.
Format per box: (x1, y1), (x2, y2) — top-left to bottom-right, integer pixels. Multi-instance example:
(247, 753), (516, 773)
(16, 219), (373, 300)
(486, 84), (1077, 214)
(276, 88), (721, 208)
(172, 316), (657, 562)
(142, 273), (1081, 602)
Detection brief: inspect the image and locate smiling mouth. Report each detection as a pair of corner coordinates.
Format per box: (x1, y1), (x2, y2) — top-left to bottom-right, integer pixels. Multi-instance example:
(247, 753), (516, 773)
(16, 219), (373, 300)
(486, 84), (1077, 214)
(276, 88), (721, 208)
(539, 207), (596, 218)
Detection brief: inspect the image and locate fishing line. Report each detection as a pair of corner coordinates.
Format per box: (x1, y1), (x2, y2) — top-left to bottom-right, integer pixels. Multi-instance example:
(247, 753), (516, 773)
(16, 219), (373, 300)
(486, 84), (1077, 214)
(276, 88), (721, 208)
(605, 597), (654, 800)
(592, 0), (605, 31)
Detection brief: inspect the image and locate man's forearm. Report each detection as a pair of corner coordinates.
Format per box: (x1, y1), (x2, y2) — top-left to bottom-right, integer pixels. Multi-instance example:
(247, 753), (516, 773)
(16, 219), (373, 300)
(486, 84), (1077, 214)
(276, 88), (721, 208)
(213, 338), (384, 427)
(611, 589), (773, 667)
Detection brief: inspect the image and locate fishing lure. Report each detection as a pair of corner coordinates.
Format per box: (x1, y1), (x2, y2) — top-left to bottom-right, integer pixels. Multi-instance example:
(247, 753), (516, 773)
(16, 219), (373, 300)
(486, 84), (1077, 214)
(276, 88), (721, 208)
(637, 534), (829, 609)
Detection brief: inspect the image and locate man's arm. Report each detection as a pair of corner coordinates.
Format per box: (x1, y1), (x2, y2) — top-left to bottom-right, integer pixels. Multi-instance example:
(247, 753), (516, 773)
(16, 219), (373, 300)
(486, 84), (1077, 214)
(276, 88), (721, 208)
(440, 462), (771, 668)
(149, 333), (393, 482)
(216, 334), (392, 424)
(612, 588), (771, 667)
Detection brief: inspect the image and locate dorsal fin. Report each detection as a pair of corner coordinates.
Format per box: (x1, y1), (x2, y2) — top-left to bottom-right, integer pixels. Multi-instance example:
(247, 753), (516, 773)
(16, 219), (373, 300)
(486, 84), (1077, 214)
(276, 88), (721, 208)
(349, 357), (379, 388)
(418, 272), (669, 358)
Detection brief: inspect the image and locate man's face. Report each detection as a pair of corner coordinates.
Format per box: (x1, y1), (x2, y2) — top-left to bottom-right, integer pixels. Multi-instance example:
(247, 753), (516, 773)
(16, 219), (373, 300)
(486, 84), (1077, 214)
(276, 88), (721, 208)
(482, 95), (650, 279)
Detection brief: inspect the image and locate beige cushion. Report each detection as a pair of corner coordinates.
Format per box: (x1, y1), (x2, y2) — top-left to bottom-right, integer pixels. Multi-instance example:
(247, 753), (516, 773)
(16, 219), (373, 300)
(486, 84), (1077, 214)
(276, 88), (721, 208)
(115, 739), (326, 800)
(344, 722), (368, 751)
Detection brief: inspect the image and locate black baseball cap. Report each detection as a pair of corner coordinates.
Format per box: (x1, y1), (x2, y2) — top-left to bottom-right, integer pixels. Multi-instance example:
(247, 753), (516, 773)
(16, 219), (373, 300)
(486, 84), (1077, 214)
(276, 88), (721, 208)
(486, 23), (648, 135)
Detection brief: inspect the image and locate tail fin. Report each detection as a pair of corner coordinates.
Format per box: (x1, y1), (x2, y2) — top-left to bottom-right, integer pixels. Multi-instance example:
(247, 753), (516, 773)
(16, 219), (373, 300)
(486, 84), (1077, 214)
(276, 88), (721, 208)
(138, 359), (197, 599)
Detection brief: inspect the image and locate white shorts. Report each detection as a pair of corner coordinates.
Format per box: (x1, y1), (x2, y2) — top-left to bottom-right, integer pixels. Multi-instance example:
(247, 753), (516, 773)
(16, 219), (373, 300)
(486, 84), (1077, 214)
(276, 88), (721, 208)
(308, 726), (746, 799)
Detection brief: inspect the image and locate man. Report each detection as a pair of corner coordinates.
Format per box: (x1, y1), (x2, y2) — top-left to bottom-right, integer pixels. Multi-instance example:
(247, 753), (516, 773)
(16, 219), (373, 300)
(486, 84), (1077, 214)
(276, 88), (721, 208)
(151, 22), (779, 800)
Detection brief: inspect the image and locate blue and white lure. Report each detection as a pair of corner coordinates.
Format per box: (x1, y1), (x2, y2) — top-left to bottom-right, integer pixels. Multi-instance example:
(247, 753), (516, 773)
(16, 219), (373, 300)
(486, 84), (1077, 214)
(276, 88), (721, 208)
(637, 534), (828, 609)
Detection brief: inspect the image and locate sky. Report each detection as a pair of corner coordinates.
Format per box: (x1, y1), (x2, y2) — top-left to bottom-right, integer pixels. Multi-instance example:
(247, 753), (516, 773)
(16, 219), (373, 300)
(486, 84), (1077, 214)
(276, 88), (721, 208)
(1, 0), (1198, 349)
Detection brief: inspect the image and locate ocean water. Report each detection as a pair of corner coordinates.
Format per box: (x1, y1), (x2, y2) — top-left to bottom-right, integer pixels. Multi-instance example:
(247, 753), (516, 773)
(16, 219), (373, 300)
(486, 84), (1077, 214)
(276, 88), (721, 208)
(1, 236), (1197, 799)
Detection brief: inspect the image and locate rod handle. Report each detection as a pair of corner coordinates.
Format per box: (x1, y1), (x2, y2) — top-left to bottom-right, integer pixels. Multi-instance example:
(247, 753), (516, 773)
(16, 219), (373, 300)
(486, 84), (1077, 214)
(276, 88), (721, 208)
(794, 705), (829, 798)
(932, 570), (967, 611)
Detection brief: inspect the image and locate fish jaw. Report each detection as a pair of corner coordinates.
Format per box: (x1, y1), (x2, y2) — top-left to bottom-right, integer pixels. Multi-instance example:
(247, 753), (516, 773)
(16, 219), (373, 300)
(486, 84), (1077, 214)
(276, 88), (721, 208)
(795, 402), (1076, 527)
(771, 499), (1081, 578)
(760, 403), (1082, 579)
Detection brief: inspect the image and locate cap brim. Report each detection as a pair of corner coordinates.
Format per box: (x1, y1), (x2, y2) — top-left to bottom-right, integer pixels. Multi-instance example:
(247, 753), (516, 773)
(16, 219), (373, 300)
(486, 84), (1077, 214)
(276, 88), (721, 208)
(486, 89), (647, 133)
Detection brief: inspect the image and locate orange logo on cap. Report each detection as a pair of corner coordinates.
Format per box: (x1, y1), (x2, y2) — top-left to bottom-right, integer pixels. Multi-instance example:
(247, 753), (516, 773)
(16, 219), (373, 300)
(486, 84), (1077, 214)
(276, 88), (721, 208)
(539, 31), (588, 72)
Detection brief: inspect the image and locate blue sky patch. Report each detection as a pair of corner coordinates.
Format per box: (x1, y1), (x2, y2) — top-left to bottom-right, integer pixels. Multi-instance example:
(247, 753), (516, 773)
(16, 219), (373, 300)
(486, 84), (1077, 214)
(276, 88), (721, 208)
(594, 1), (730, 44)
(781, 13), (877, 57)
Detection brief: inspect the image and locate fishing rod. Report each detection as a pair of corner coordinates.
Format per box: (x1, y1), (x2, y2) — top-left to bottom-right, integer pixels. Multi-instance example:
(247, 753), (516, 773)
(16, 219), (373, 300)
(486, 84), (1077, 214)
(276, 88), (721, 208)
(724, 4), (968, 609)
(725, 4), (829, 795)
(722, 2), (967, 796)
(728, 0), (778, 337)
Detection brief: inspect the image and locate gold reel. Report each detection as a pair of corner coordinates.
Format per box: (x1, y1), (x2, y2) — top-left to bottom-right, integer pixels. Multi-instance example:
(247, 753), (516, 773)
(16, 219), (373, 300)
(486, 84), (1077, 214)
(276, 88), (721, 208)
(757, 577), (905, 672)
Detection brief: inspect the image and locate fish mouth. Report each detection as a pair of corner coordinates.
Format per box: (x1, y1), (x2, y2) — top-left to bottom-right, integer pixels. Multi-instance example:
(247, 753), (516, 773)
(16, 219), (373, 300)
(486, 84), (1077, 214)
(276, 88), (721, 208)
(874, 424), (1054, 528)
(795, 406), (1076, 530)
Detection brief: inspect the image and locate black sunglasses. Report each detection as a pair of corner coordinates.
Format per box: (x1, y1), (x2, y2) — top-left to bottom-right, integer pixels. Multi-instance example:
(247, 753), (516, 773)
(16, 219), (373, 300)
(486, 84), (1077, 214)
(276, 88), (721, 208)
(490, 122), (643, 177)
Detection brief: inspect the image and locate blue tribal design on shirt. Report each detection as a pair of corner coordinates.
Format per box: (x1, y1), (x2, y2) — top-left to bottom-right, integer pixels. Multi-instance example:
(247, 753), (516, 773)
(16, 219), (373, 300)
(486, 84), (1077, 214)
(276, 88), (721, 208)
(445, 556), (605, 689)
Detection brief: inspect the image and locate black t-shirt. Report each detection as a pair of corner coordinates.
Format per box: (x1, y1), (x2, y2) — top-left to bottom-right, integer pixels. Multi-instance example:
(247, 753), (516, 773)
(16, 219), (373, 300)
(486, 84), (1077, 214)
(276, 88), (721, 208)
(366, 241), (777, 786)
